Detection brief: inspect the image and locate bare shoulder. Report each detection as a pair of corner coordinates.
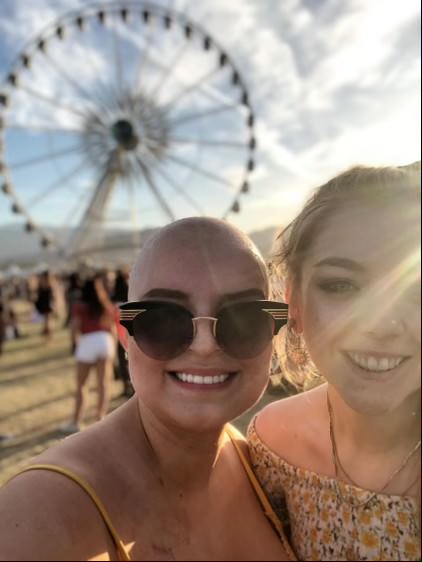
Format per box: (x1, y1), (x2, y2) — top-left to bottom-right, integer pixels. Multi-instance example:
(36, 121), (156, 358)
(256, 383), (327, 432)
(0, 402), (136, 560)
(0, 465), (115, 560)
(225, 423), (246, 448)
(252, 383), (330, 469)
(218, 424), (249, 468)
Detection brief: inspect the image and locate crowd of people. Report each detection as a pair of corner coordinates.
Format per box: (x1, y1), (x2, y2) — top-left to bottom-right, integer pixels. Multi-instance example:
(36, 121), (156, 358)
(0, 265), (134, 431)
(0, 277), (25, 355)
(0, 162), (420, 560)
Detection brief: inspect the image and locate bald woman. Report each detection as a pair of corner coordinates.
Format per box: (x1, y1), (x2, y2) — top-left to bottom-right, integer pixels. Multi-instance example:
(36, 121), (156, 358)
(0, 218), (294, 561)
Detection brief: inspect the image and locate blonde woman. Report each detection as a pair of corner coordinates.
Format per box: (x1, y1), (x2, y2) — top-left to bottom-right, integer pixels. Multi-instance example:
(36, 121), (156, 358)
(248, 164), (421, 561)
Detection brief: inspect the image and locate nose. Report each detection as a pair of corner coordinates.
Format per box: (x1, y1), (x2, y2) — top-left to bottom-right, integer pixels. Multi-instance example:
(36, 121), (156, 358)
(362, 308), (406, 339)
(189, 316), (220, 355)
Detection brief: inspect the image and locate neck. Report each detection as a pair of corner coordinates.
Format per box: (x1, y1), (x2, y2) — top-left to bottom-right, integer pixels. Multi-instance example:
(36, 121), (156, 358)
(327, 384), (421, 454)
(134, 398), (227, 493)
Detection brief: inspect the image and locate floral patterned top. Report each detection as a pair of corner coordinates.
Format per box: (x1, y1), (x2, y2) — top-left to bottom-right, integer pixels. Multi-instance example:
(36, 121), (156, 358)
(247, 417), (421, 561)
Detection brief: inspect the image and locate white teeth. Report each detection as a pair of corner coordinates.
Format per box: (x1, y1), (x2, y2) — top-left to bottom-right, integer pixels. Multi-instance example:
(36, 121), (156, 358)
(367, 357), (377, 370)
(379, 358), (389, 370)
(174, 372), (230, 384)
(347, 353), (405, 372)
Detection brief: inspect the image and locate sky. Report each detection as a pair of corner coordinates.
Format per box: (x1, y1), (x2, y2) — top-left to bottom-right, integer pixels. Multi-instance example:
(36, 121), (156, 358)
(0, 0), (420, 251)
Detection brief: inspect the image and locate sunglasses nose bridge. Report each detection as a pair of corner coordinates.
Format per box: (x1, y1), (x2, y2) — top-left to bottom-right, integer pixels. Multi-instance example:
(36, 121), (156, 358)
(191, 316), (218, 339)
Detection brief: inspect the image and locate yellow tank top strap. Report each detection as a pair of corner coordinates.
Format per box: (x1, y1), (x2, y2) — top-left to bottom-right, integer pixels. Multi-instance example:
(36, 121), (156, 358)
(13, 464), (131, 562)
(224, 425), (297, 562)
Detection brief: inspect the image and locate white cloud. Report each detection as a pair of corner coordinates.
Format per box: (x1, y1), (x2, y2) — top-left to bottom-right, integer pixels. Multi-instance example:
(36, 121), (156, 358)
(0, 0), (420, 234)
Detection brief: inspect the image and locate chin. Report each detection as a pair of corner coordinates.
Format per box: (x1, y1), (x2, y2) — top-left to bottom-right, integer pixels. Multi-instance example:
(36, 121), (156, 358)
(342, 389), (417, 416)
(172, 398), (257, 433)
(171, 412), (231, 434)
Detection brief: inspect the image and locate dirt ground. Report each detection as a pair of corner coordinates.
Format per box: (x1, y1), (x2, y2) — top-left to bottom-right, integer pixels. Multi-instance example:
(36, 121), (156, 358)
(0, 301), (285, 485)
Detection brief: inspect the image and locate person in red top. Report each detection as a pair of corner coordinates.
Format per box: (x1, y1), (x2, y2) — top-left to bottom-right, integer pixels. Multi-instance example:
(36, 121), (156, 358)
(62, 275), (117, 434)
(0, 301), (5, 355)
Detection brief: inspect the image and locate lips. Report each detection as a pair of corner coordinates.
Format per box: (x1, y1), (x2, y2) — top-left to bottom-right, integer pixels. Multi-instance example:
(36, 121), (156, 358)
(346, 352), (407, 372)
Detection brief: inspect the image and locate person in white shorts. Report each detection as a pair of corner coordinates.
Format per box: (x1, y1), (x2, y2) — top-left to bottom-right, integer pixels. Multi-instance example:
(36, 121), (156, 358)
(62, 275), (117, 434)
(75, 331), (115, 364)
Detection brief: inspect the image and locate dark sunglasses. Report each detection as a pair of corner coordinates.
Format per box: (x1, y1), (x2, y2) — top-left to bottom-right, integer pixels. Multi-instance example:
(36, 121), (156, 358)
(119, 299), (288, 360)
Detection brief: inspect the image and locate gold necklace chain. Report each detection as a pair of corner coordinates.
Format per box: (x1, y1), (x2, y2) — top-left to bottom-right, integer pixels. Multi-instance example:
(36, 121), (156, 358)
(327, 391), (421, 507)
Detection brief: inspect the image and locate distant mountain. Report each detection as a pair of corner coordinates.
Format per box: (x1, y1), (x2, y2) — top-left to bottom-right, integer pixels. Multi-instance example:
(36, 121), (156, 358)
(0, 224), (43, 266)
(0, 223), (279, 270)
(249, 226), (280, 258)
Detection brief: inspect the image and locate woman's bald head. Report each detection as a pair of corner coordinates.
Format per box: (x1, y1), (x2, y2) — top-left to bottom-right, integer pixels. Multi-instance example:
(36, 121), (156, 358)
(128, 217), (268, 300)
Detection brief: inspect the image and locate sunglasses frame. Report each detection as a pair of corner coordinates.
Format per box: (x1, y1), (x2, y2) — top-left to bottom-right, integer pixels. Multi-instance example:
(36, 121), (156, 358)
(119, 299), (288, 336)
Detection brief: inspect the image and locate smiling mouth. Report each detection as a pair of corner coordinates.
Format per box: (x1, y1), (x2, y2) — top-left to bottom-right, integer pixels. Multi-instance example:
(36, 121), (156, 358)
(346, 352), (408, 372)
(168, 372), (237, 385)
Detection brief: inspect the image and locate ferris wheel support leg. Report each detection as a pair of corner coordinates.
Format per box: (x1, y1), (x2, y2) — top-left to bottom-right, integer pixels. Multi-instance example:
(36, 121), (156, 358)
(64, 152), (120, 258)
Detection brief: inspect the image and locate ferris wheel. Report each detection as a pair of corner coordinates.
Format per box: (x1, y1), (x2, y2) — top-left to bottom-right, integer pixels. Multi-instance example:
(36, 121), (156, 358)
(0, 1), (256, 260)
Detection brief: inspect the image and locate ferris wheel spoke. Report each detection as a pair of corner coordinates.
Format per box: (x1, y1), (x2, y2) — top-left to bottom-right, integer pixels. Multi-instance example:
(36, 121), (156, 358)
(135, 156), (176, 221)
(131, 41), (186, 97)
(133, 19), (158, 93)
(40, 52), (109, 117)
(123, 174), (143, 247)
(26, 158), (92, 208)
(162, 66), (221, 112)
(147, 40), (190, 99)
(8, 144), (83, 169)
(62, 187), (93, 232)
(77, 21), (117, 108)
(126, 174), (139, 227)
(66, 152), (120, 255)
(6, 122), (83, 135)
(110, 17), (125, 99)
(165, 136), (248, 148)
(167, 70), (249, 120)
(163, 152), (235, 191)
(168, 103), (241, 127)
(149, 155), (204, 214)
(16, 84), (90, 119)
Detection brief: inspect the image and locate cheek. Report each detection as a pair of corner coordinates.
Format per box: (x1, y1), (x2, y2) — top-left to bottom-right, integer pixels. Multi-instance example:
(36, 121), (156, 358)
(241, 345), (273, 381)
(127, 341), (164, 389)
(301, 291), (341, 358)
(300, 291), (324, 337)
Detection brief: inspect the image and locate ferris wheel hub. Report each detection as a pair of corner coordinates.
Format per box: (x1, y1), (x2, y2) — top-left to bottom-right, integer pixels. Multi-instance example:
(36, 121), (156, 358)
(111, 119), (138, 151)
(81, 93), (170, 176)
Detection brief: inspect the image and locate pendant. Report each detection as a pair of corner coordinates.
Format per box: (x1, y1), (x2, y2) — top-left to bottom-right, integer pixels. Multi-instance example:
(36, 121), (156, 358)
(345, 546), (359, 561)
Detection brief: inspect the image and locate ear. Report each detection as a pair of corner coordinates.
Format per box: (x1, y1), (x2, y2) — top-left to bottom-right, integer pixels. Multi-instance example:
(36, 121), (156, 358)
(285, 282), (304, 334)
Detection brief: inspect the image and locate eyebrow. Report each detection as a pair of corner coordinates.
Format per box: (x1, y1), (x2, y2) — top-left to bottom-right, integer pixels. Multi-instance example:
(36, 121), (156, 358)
(141, 288), (190, 301)
(313, 258), (365, 272)
(219, 288), (266, 303)
(140, 288), (265, 303)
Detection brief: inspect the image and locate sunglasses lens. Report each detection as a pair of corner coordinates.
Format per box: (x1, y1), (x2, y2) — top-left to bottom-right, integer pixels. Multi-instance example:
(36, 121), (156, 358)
(217, 302), (274, 359)
(132, 303), (193, 360)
